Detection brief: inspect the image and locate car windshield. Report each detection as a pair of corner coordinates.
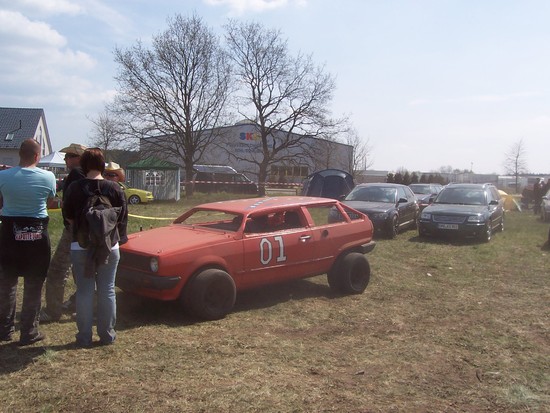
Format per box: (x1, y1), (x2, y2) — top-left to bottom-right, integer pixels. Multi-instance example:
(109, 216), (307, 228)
(435, 188), (487, 206)
(176, 209), (244, 232)
(409, 184), (432, 195)
(346, 186), (397, 203)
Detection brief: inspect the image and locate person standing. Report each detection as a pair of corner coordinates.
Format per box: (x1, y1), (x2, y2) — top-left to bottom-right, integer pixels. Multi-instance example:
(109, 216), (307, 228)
(40, 143), (87, 321)
(63, 148), (127, 347)
(0, 139), (56, 345)
(533, 178), (543, 215)
(104, 162), (126, 183)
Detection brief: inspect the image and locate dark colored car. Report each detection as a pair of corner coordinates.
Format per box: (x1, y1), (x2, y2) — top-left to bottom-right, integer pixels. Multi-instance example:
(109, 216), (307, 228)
(341, 183), (419, 238)
(409, 183), (443, 211)
(192, 165), (257, 194)
(418, 183), (504, 242)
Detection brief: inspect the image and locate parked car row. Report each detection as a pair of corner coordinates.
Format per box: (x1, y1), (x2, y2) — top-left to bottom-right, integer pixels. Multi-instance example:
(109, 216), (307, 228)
(116, 183), (508, 322)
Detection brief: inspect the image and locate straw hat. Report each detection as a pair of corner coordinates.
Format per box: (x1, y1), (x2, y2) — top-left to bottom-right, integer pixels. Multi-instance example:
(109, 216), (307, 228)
(59, 143), (87, 156)
(105, 161), (126, 182)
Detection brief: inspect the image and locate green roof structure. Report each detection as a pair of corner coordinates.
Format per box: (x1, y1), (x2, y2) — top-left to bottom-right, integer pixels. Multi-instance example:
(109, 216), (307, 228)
(127, 157), (179, 170)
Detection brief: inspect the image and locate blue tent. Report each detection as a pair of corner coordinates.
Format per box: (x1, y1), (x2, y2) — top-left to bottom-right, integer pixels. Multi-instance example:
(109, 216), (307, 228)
(301, 169), (355, 199)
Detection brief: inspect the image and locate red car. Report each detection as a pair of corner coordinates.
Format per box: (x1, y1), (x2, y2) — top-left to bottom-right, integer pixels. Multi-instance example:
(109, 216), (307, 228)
(116, 196), (375, 320)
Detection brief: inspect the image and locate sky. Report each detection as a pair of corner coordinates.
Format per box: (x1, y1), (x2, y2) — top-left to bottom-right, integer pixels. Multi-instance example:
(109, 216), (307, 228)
(1, 0), (549, 175)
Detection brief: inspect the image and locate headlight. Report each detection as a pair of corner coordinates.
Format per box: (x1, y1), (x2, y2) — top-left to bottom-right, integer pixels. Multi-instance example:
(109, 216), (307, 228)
(467, 215), (484, 223)
(420, 212), (431, 220)
(150, 257), (159, 272)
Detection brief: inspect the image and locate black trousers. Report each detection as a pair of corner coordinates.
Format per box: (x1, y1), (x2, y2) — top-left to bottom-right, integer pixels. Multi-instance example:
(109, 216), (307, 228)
(0, 217), (50, 340)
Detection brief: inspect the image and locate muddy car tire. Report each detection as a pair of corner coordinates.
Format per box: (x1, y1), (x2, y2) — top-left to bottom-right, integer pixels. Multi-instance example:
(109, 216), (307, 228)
(328, 252), (370, 294)
(183, 269), (236, 320)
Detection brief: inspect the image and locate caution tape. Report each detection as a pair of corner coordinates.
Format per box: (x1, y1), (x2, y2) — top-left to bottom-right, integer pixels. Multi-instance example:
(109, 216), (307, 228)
(128, 213), (174, 221)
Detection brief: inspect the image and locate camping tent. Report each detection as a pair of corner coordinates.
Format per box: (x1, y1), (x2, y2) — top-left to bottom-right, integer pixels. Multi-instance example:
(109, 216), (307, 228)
(38, 151), (66, 168)
(301, 169), (355, 199)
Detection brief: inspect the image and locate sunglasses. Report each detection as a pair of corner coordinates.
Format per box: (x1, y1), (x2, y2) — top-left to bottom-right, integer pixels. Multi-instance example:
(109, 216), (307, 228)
(64, 154), (80, 160)
(105, 173), (118, 178)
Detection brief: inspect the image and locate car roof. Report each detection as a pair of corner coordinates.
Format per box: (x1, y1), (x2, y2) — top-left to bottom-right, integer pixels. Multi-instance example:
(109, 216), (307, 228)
(194, 164), (238, 174)
(193, 196), (337, 214)
(445, 183), (493, 189)
(354, 183), (406, 188)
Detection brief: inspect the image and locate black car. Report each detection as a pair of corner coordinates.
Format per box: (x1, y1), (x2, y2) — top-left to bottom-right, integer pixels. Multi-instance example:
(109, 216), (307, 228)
(191, 165), (257, 194)
(341, 183), (418, 238)
(418, 183), (504, 242)
(409, 183), (443, 211)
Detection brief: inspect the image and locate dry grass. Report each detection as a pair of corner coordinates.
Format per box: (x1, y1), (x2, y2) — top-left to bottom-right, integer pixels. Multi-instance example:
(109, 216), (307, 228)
(1, 198), (549, 413)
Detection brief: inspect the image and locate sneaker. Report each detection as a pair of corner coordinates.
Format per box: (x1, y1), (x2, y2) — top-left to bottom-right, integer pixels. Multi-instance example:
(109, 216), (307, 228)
(62, 297), (76, 313)
(0, 333), (13, 342)
(18, 332), (45, 346)
(74, 340), (92, 349)
(39, 308), (60, 323)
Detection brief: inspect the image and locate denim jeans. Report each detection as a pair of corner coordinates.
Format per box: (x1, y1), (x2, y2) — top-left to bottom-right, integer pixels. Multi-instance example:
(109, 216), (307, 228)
(70, 248), (120, 346)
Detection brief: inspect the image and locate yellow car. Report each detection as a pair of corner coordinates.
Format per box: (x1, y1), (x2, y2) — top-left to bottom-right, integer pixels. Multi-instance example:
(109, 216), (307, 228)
(118, 182), (154, 204)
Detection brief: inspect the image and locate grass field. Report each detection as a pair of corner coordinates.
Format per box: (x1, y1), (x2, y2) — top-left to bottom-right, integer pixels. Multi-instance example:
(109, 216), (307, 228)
(1, 196), (549, 413)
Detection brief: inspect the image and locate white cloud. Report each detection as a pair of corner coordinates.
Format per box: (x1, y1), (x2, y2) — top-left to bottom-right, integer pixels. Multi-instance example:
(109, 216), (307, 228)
(204, 0), (307, 14)
(0, 0), (82, 16)
(0, 9), (98, 109)
(0, 10), (66, 47)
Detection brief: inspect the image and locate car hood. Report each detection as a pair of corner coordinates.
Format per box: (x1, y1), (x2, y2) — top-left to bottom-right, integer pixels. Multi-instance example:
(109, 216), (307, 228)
(414, 194), (432, 202)
(122, 225), (233, 256)
(127, 188), (153, 197)
(342, 200), (394, 214)
(423, 204), (489, 215)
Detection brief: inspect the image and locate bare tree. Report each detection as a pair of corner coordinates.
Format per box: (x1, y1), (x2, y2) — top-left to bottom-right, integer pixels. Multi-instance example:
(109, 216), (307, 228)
(225, 21), (339, 196)
(345, 129), (373, 178)
(87, 106), (136, 156)
(503, 138), (528, 193)
(113, 14), (231, 195)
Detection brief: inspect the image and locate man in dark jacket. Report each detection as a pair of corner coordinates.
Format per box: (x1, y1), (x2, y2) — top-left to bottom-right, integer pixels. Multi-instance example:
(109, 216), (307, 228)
(40, 143), (86, 322)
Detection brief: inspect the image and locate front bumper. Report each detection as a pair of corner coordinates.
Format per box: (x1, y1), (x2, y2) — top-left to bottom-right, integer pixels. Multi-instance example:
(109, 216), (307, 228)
(418, 220), (487, 238)
(116, 267), (181, 299)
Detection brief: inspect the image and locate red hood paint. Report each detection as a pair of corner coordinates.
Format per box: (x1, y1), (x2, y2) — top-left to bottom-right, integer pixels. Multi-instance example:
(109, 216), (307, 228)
(122, 225), (235, 256)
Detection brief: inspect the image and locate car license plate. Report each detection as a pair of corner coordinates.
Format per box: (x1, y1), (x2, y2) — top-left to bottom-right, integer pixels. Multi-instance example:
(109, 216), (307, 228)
(438, 223), (458, 230)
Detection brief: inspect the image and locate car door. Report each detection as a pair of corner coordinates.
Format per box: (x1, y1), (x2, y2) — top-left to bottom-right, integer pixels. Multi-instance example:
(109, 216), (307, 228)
(488, 187), (504, 229)
(397, 186), (417, 226)
(241, 209), (315, 289)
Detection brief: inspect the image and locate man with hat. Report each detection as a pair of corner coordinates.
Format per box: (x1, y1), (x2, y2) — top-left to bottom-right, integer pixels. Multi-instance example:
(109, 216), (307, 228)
(104, 162), (126, 183)
(40, 143), (87, 322)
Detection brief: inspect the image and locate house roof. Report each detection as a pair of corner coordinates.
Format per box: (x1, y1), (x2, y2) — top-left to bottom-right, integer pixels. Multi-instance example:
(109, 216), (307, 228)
(0, 107), (49, 150)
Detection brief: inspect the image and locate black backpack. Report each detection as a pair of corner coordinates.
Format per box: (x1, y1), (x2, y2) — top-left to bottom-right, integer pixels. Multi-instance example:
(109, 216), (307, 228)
(76, 180), (121, 249)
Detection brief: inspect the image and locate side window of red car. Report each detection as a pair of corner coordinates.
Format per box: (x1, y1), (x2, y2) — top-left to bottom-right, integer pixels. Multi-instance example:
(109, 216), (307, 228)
(306, 205), (345, 226)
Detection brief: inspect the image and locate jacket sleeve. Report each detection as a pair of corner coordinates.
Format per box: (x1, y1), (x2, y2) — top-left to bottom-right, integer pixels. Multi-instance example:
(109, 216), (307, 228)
(114, 184), (128, 244)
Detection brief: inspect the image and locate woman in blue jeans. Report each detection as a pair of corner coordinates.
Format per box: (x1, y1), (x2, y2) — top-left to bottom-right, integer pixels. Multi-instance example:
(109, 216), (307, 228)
(63, 148), (127, 347)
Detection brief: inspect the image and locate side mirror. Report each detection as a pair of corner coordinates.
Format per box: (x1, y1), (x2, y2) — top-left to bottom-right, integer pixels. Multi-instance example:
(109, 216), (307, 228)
(489, 200), (499, 206)
(398, 197), (408, 204)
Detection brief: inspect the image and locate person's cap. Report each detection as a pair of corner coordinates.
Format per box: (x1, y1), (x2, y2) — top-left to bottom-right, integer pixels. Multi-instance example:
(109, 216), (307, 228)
(105, 161), (126, 182)
(60, 143), (87, 156)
